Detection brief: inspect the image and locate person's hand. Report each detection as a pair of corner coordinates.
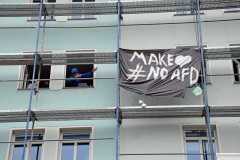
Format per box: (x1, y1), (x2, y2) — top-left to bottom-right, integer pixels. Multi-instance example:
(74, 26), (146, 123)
(92, 67), (98, 72)
(74, 73), (82, 78)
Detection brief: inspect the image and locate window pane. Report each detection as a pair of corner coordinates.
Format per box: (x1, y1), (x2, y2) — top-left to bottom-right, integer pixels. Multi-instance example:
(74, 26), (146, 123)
(63, 133), (90, 139)
(186, 140), (201, 160)
(15, 134), (43, 141)
(61, 143), (74, 160)
(30, 144), (42, 160)
(12, 145), (24, 160)
(185, 130), (214, 137)
(202, 140), (215, 160)
(77, 143), (89, 160)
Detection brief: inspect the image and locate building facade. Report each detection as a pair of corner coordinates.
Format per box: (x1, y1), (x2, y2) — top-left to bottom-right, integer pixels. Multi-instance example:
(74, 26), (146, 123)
(0, 0), (240, 160)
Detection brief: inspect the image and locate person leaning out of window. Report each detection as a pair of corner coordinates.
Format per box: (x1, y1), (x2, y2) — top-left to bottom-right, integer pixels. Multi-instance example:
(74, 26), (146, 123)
(67, 67), (97, 87)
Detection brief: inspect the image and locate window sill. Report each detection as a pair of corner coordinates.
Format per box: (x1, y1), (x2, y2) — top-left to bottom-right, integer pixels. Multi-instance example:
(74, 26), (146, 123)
(27, 19), (56, 22)
(63, 86), (95, 89)
(17, 88), (49, 90)
(67, 18), (97, 21)
(174, 13), (204, 16)
(224, 10), (240, 13)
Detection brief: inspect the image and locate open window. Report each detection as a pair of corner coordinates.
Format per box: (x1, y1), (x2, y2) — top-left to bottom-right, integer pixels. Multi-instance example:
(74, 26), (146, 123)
(65, 64), (94, 88)
(19, 65), (51, 89)
(198, 60), (211, 85)
(232, 59), (240, 83)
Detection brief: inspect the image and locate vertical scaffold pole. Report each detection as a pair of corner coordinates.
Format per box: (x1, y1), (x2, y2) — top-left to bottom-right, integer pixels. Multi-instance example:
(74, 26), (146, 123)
(196, 0), (216, 160)
(116, 0), (121, 160)
(21, 1), (43, 160)
(35, 14), (47, 107)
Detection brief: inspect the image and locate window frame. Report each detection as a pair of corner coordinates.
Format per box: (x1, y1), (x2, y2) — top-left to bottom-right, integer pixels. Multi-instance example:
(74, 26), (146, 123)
(57, 127), (92, 160)
(68, 0), (97, 20)
(183, 125), (218, 160)
(17, 51), (53, 90)
(63, 49), (96, 89)
(8, 129), (45, 160)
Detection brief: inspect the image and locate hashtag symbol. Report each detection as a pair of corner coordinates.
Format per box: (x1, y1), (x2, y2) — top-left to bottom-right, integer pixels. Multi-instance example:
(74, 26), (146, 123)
(126, 64), (146, 82)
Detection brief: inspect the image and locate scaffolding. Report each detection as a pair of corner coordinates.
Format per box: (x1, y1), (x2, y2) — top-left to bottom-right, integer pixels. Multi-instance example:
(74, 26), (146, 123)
(0, 0), (240, 160)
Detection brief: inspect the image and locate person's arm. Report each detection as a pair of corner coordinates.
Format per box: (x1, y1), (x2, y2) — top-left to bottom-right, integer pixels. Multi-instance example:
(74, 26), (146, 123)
(81, 71), (93, 78)
(81, 67), (98, 78)
(67, 75), (74, 83)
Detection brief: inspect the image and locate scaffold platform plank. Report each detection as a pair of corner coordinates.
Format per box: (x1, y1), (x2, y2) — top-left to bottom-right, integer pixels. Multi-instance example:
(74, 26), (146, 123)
(204, 48), (240, 60)
(0, 47), (239, 65)
(0, 106), (240, 123)
(0, 52), (117, 65)
(0, 0), (240, 17)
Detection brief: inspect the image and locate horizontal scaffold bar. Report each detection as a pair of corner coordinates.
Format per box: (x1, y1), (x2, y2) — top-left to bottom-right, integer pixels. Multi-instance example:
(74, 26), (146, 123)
(0, 106), (240, 123)
(1, 0), (240, 17)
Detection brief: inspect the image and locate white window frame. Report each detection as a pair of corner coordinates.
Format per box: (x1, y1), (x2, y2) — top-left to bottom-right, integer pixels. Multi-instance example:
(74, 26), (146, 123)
(58, 127), (92, 160)
(8, 129), (45, 160)
(63, 49), (96, 88)
(27, 0), (56, 21)
(18, 51), (53, 90)
(69, 0), (97, 20)
(183, 126), (218, 160)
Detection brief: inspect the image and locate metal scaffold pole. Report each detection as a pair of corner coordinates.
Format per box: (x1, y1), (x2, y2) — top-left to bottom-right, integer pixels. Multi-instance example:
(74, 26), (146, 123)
(116, 0), (121, 160)
(196, 0), (216, 160)
(21, 1), (43, 160)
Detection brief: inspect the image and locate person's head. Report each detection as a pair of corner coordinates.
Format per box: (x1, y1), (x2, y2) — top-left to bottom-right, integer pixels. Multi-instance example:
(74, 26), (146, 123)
(71, 68), (79, 76)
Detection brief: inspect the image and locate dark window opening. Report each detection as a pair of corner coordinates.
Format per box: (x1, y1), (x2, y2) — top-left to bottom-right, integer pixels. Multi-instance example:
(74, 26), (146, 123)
(23, 65), (51, 89)
(233, 59), (240, 82)
(65, 64), (94, 87)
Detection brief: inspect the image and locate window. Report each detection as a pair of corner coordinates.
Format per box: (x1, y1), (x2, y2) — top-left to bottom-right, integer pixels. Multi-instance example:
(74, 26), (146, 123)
(198, 60), (211, 85)
(64, 50), (95, 88)
(18, 51), (52, 89)
(9, 130), (44, 160)
(19, 65), (51, 89)
(65, 64), (94, 87)
(232, 59), (240, 82)
(183, 126), (218, 160)
(70, 0), (96, 19)
(30, 0), (56, 21)
(59, 128), (91, 160)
